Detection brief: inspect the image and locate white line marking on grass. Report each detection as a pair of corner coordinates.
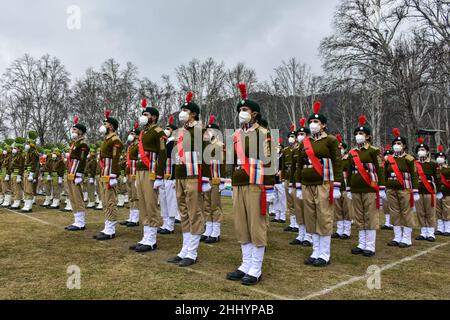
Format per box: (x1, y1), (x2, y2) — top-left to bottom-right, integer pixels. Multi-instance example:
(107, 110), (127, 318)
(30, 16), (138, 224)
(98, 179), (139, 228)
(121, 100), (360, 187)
(299, 241), (450, 300)
(2, 208), (57, 226)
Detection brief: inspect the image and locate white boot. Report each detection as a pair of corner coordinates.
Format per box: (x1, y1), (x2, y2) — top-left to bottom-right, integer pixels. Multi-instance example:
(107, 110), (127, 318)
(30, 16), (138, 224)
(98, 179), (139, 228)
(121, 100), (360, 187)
(290, 215), (298, 228)
(86, 201), (95, 208)
(83, 192), (88, 202)
(95, 194), (100, 204)
(358, 230), (367, 250)
(50, 198), (60, 209)
(64, 199), (72, 212)
(42, 196), (51, 207)
(202, 221), (213, 237)
(248, 245), (265, 278)
(385, 214), (392, 227)
(0, 195), (4, 205)
(336, 220), (344, 236)
(366, 230), (376, 253)
(95, 201), (103, 210)
(211, 222), (221, 238)
(132, 209), (140, 223)
(178, 232), (191, 259)
(166, 217), (175, 232)
(343, 220), (352, 236)
(420, 227), (427, 238)
(21, 199), (33, 212)
(296, 224), (306, 241)
(10, 199), (21, 209)
(238, 243), (254, 274)
(117, 194), (125, 207)
(393, 226), (402, 243)
(401, 227), (412, 245)
(444, 221), (450, 234)
(311, 234), (320, 259)
(71, 211), (86, 228)
(186, 234), (201, 260)
(102, 220), (116, 235)
(437, 219), (444, 233)
(318, 235), (331, 262)
(139, 226), (157, 246)
(304, 232), (313, 244)
(2, 194), (12, 207)
(427, 227), (435, 239)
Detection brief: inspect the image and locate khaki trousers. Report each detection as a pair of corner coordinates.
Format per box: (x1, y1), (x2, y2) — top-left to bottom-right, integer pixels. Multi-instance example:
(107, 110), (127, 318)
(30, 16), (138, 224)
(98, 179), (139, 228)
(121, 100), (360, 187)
(440, 196), (450, 220)
(388, 189), (414, 228)
(294, 196), (305, 225)
(415, 194), (436, 228)
(204, 184), (223, 223)
(383, 197), (390, 215)
(13, 176), (23, 201)
(136, 171), (161, 227)
(100, 181), (117, 221)
(303, 184), (334, 236)
(352, 193), (380, 230)
(87, 179), (96, 203)
(176, 178), (204, 235)
(23, 172), (35, 200)
(285, 180), (295, 217)
(2, 178), (11, 195)
(95, 176), (101, 201)
(334, 191), (353, 221)
(67, 180), (85, 213)
(232, 185), (268, 247)
(127, 175), (138, 209)
(43, 178), (53, 198)
(52, 180), (63, 200)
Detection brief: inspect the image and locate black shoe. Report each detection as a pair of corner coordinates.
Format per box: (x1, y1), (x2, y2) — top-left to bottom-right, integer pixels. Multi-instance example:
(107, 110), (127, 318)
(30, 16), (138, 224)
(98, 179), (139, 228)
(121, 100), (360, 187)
(271, 219), (279, 223)
(387, 240), (399, 247)
(427, 237), (436, 242)
(94, 232), (115, 241)
(129, 243), (142, 250)
(200, 235), (208, 242)
(269, 212), (275, 217)
(331, 233), (340, 239)
(340, 234), (350, 240)
(435, 230), (444, 236)
(415, 235), (427, 241)
(226, 269), (246, 281)
(21, 208), (32, 213)
(444, 232), (450, 237)
(363, 250), (375, 257)
(241, 274), (261, 286)
(175, 219), (181, 224)
(398, 242), (411, 248)
(160, 229), (174, 235)
(302, 240), (312, 247)
(351, 247), (364, 255)
(63, 208), (72, 212)
(135, 243), (157, 252)
(304, 257), (317, 265)
(205, 236), (220, 244)
(157, 227), (163, 233)
(65, 225), (85, 231)
(278, 220), (286, 224)
(126, 222), (139, 227)
(167, 255), (183, 264)
(381, 225), (394, 230)
(313, 258), (330, 267)
(289, 239), (302, 245)
(283, 226), (293, 232)
(291, 227), (299, 233)
(179, 258), (197, 267)
(119, 221), (129, 226)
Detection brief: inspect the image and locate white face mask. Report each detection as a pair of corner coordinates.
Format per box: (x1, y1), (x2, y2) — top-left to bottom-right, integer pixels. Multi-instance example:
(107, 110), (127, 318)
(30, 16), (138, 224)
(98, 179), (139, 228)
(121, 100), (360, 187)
(341, 149), (346, 156)
(127, 134), (135, 143)
(42, 154), (47, 159)
(288, 137), (295, 144)
(384, 155), (389, 161)
(297, 134), (305, 143)
(24, 144), (30, 152)
(12, 148), (17, 154)
(139, 115), (149, 126)
(239, 111), (251, 125)
(99, 125), (107, 134)
(418, 150), (427, 158)
(437, 157), (445, 165)
(393, 144), (403, 153)
(179, 111), (189, 123)
(355, 134), (366, 144)
(2, 150), (7, 155)
(52, 154), (57, 160)
(276, 147), (281, 153)
(71, 132), (78, 140)
(309, 122), (321, 134)
(164, 129), (171, 137)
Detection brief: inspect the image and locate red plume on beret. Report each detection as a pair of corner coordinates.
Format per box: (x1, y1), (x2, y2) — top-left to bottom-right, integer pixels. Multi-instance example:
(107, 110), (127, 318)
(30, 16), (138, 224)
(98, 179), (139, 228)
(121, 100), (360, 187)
(185, 91), (193, 103)
(438, 144), (444, 152)
(336, 133), (343, 143)
(141, 98), (147, 108)
(359, 115), (366, 126)
(104, 110), (111, 119)
(134, 122), (139, 130)
(168, 115), (174, 126)
(278, 137), (282, 145)
(313, 100), (321, 114)
(418, 137), (425, 144)
(290, 124), (295, 132)
(74, 115), (79, 125)
(209, 115), (215, 125)
(385, 144), (391, 151)
(299, 118), (306, 128)
(393, 128), (401, 137)
(238, 83), (248, 100)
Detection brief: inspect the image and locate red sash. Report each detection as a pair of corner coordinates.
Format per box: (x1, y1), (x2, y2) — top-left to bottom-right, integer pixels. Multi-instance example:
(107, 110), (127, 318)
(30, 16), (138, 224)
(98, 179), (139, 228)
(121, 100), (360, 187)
(126, 145), (131, 170)
(68, 143), (75, 170)
(349, 149), (380, 209)
(388, 155), (414, 208)
(234, 130), (266, 215)
(138, 131), (151, 169)
(441, 173), (450, 189)
(415, 161), (435, 207)
(303, 136), (334, 204)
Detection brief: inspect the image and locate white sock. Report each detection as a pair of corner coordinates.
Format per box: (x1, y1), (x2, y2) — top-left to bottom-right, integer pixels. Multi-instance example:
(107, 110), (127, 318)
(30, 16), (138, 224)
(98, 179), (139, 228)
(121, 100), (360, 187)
(318, 235), (331, 262)
(311, 234), (320, 259)
(366, 230), (376, 252)
(238, 243), (253, 274)
(393, 226), (402, 243)
(343, 220), (352, 236)
(358, 230), (367, 250)
(211, 222), (221, 238)
(186, 234), (201, 260)
(401, 227), (412, 245)
(336, 220), (344, 235)
(444, 221), (450, 233)
(178, 232), (191, 258)
(202, 221), (213, 237)
(385, 214), (391, 226)
(247, 245), (265, 278)
(437, 219), (444, 232)
(296, 224), (306, 241)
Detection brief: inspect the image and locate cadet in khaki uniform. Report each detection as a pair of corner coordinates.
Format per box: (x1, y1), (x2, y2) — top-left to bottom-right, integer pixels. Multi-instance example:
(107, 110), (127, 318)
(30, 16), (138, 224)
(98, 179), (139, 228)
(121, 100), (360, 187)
(119, 123), (140, 227)
(435, 146), (450, 236)
(385, 128), (419, 248)
(201, 116), (226, 244)
(94, 149), (103, 210)
(0, 144), (4, 205)
(49, 149), (65, 209)
(85, 147), (98, 208)
(93, 111), (123, 241)
(331, 134), (353, 240)
(40, 149), (54, 207)
(167, 91), (210, 267)
(414, 138), (440, 241)
(290, 118), (313, 247)
(381, 145), (394, 230)
(1, 140), (13, 207)
(281, 126), (299, 232)
(9, 137), (26, 209)
(64, 116), (89, 231)
(297, 101), (342, 267)
(21, 131), (40, 213)
(226, 83), (272, 285)
(117, 153), (127, 208)
(271, 137), (286, 222)
(129, 99), (166, 252)
(347, 117), (386, 257)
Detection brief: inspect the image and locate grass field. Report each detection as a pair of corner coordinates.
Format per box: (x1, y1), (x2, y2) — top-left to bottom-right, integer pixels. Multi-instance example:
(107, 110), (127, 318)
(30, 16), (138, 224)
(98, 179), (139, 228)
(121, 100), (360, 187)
(1, 196), (450, 300)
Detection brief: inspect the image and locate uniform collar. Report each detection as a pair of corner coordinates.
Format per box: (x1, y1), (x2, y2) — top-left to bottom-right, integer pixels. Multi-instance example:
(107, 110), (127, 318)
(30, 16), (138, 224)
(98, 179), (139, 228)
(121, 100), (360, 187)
(311, 131), (327, 141)
(105, 132), (116, 140)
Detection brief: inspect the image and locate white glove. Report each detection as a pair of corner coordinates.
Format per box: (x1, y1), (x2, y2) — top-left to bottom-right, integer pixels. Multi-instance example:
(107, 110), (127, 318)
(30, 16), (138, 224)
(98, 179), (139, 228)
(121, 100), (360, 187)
(109, 174), (117, 187)
(219, 179), (226, 192)
(265, 186), (275, 202)
(89, 178), (94, 184)
(153, 177), (164, 190)
(4, 174), (10, 182)
(436, 192), (444, 200)
(346, 190), (352, 200)
(333, 186), (342, 200)
(74, 173), (83, 185)
(379, 188), (387, 200)
(412, 205), (416, 212)
(201, 178), (212, 193)
(28, 173), (34, 181)
(122, 176), (128, 184)
(47, 174), (52, 181)
(58, 177), (63, 185)
(296, 183), (302, 199)
(413, 190), (420, 202)
(16, 175), (22, 183)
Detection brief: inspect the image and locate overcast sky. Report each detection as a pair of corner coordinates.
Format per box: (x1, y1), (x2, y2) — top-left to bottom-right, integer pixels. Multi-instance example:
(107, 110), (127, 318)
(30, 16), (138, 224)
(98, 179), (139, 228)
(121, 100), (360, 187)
(0, 0), (339, 83)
